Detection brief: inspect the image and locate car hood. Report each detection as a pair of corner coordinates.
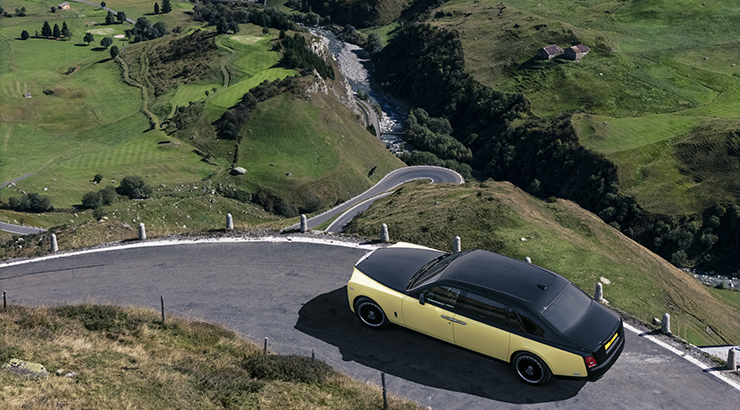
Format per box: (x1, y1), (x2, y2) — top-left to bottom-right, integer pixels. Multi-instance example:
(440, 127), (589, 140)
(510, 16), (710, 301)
(562, 301), (621, 351)
(355, 247), (445, 293)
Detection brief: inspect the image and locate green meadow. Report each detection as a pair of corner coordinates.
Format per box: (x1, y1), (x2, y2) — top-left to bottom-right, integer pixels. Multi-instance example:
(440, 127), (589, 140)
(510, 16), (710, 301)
(2, 0), (403, 230)
(429, 0), (740, 215)
(0, 0), (212, 211)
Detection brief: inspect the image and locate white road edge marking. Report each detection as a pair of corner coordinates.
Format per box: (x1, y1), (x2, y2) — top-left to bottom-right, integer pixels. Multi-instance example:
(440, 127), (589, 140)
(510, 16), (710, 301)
(0, 236), (381, 269)
(623, 322), (740, 392)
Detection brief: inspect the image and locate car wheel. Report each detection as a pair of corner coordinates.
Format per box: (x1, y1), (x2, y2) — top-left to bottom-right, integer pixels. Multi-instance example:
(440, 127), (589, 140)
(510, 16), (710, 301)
(354, 297), (389, 328)
(512, 352), (552, 385)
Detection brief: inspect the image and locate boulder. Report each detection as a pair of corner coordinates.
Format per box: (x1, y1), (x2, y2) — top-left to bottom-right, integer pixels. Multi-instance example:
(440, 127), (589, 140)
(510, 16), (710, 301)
(3, 359), (49, 379)
(231, 167), (247, 175)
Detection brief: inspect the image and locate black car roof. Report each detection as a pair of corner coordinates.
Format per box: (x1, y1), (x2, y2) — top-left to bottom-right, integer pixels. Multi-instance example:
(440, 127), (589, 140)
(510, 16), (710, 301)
(437, 249), (569, 307)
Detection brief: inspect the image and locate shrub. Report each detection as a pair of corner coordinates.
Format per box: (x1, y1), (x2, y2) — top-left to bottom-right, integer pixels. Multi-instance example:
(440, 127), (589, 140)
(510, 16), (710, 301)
(82, 191), (103, 209)
(242, 354), (332, 384)
(3, 193), (53, 213)
(53, 305), (143, 332)
(117, 176), (153, 199)
(100, 185), (117, 205)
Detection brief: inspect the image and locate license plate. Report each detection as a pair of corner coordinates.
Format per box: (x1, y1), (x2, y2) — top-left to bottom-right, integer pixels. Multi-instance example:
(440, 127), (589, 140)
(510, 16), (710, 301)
(604, 332), (619, 351)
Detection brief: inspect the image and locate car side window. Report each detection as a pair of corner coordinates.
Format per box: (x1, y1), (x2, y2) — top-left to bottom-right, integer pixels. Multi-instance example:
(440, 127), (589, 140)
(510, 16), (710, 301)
(457, 292), (509, 327)
(424, 286), (461, 309)
(518, 313), (545, 337)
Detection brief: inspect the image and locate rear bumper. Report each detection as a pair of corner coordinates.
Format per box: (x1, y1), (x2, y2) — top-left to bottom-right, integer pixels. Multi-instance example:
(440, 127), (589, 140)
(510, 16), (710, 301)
(585, 324), (626, 381)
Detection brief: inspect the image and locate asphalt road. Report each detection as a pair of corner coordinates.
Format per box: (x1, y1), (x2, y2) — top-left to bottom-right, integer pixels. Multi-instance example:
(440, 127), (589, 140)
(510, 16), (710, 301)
(1, 239), (739, 409)
(295, 166), (464, 232)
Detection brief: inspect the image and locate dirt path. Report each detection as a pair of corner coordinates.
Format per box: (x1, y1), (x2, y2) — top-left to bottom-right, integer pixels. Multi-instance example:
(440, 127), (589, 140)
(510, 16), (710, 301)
(115, 51), (161, 130)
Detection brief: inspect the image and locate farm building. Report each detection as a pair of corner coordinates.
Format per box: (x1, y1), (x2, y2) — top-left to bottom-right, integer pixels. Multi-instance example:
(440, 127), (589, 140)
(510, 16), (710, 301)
(537, 44), (563, 60)
(565, 44), (590, 61)
(58, 2), (70, 10)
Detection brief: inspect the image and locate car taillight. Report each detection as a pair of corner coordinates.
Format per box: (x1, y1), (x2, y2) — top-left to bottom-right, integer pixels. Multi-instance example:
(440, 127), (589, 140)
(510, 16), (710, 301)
(585, 356), (597, 368)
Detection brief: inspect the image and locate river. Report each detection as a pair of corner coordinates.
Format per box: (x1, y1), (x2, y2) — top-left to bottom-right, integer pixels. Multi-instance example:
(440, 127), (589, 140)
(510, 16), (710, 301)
(313, 29), (408, 152)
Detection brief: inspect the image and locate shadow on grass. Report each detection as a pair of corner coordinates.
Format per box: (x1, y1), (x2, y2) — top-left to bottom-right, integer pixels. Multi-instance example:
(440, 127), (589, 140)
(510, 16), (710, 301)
(295, 287), (586, 404)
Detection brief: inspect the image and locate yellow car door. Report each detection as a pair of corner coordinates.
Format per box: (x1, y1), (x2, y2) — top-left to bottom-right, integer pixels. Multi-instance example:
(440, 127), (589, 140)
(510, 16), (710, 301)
(401, 285), (462, 343)
(451, 291), (511, 361)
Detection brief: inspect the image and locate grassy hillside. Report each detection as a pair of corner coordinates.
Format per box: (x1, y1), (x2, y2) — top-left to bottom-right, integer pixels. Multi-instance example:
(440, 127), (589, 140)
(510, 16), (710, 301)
(425, 0), (740, 216)
(0, 304), (418, 409)
(0, 0), (214, 210)
(345, 181), (740, 346)
(1, 1), (403, 230)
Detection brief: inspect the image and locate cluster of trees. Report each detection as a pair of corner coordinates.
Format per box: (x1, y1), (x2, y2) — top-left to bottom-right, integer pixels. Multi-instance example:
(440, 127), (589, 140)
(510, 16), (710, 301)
(154, 0), (173, 15)
(104, 10), (128, 25)
(336, 25), (382, 54)
(27, 21), (73, 40)
(279, 32), (334, 80)
(81, 185), (117, 209)
(285, 0), (383, 28)
(399, 108), (472, 179)
(215, 77), (299, 142)
(127, 17), (167, 42)
(1, 193), (53, 213)
(81, 176), (152, 209)
(192, 1), (298, 32)
(374, 23), (740, 275)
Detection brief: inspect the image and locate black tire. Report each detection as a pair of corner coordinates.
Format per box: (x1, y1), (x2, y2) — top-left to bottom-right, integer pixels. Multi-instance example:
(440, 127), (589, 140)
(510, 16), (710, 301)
(512, 352), (552, 385)
(354, 297), (389, 328)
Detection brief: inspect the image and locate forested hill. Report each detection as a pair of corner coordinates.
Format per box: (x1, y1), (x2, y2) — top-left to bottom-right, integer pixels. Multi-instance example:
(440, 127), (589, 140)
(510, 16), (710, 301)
(371, 22), (740, 276)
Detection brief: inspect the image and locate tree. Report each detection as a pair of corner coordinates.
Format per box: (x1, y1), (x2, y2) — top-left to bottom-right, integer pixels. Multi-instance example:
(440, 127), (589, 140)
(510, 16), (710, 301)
(117, 176), (152, 199)
(62, 21), (71, 38)
(105, 10), (115, 24)
(109, 45), (119, 58)
(154, 2), (160, 14)
(51, 6), (56, 13)
(93, 173), (103, 183)
(83, 32), (94, 45)
(100, 36), (113, 49)
(116, 11), (127, 23)
(20, 30), (29, 40)
(366, 33), (382, 54)
(101, 1), (106, 7)
(161, 0), (172, 13)
(42, 21), (52, 37)
(53, 23), (61, 38)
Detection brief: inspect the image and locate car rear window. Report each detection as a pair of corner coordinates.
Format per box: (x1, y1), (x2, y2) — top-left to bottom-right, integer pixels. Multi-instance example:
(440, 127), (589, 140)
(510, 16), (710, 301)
(541, 284), (591, 333)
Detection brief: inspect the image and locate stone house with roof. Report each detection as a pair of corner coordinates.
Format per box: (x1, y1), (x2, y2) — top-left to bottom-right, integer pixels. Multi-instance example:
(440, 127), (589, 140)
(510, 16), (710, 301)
(58, 2), (70, 10)
(537, 44), (564, 60)
(565, 44), (590, 61)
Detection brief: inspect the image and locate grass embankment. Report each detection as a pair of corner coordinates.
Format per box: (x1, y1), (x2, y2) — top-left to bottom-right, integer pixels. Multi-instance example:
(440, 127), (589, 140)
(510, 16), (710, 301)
(0, 188), (281, 260)
(345, 181), (740, 346)
(426, 0), (740, 215)
(0, 304), (417, 409)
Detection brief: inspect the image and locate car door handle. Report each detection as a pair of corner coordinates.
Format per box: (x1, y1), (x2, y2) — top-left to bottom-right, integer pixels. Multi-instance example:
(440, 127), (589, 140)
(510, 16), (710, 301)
(441, 315), (466, 325)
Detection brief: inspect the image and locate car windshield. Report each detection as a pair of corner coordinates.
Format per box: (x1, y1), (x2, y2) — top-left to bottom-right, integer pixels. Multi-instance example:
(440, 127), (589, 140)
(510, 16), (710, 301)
(407, 251), (468, 290)
(541, 284), (591, 333)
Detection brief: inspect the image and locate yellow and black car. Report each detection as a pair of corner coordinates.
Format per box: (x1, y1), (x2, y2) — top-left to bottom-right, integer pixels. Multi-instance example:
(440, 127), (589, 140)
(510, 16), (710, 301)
(347, 243), (624, 385)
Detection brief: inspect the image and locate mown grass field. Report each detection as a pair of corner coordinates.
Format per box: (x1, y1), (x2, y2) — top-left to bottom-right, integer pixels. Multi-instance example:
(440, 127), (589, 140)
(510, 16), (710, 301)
(0, 304), (418, 409)
(427, 0), (740, 215)
(345, 181), (740, 346)
(0, 0), (214, 212)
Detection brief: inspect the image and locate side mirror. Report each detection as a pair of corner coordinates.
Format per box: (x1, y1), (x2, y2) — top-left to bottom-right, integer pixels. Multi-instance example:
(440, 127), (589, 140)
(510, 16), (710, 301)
(419, 292), (426, 305)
